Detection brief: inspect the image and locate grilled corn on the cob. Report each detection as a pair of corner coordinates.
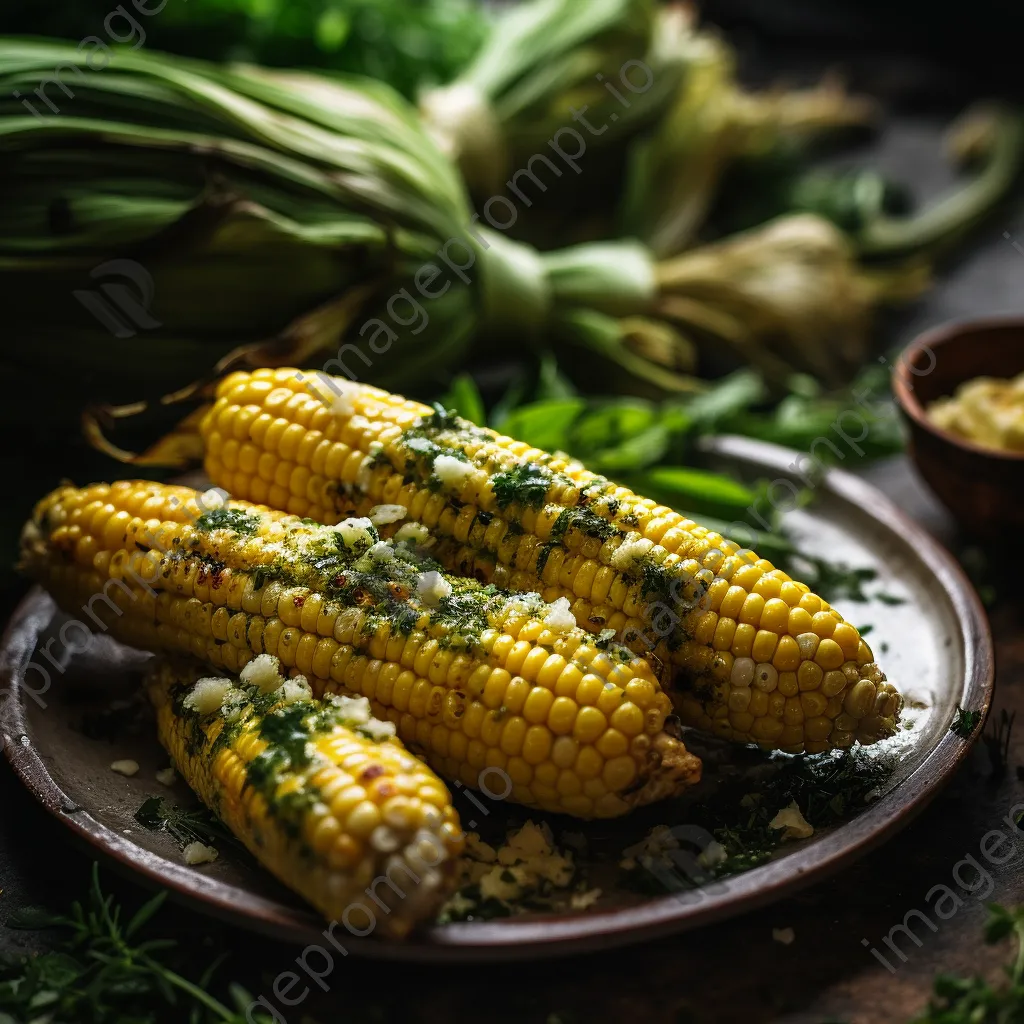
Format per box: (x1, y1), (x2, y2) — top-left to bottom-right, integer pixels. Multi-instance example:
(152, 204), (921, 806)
(199, 368), (903, 754)
(146, 659), (462, 934)
(21, 481), (700, 818)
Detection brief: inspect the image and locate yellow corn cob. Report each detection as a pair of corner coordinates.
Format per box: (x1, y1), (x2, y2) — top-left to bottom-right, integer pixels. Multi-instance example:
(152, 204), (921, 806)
(146, 658), (462, 935)
(21, 480), (700, 818)
(199, 368), (903, 754)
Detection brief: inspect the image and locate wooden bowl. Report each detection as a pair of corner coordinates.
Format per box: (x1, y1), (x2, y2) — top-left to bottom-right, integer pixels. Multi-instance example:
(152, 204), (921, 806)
(893, 317), (1024, 533)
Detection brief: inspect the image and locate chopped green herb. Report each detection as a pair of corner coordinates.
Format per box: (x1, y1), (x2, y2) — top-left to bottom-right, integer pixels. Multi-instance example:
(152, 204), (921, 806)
(620, 748), (896, 895)
(950, 705), (984, 739)
(133, 796), (241, 853)
(549, 506), (617, 543)
(492, 462), (553, 510)
(195, 508), (259, 537)
(911, 904), (1024, 1022)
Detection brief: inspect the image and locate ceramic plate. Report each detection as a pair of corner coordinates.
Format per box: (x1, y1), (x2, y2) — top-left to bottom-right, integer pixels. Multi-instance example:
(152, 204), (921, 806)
(0, 437), (993, 961)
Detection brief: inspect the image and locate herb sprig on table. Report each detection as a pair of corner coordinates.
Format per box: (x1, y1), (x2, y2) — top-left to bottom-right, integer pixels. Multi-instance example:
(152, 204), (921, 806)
(1, 864), (278, 1024)
(911, 904), (1024, 1023)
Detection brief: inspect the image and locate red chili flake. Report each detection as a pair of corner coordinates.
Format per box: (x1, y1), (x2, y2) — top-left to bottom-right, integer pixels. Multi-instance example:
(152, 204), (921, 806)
(210, 570), (225, 590)
(360, 765), (386, 783)
(332, 574), (347, 588)
(293, 595), (305, 608)
(196, 566), (209, 585)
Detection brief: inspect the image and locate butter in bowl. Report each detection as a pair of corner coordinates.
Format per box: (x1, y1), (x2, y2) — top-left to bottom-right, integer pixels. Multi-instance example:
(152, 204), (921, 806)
(894, 318), (1024, 533)
(927, 371), (1024, 454)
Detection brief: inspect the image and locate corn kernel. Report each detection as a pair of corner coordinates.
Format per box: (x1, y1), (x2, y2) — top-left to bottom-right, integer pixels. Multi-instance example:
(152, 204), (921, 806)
(773, 636), (801, 672)
(797, 661), (823, 692)
(814, 639), (845, 671)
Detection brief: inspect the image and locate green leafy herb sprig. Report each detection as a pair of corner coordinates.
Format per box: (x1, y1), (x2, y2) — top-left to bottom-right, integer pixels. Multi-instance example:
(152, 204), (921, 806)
(911, 904), (1024, 1023)
(1, 864), (275, 1024)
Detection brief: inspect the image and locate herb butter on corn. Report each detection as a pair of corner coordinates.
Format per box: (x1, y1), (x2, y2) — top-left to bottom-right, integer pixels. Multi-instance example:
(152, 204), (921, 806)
(21, 480), (700, 819)
(146, 659), (462, 934)
(198, 368), (903, 754)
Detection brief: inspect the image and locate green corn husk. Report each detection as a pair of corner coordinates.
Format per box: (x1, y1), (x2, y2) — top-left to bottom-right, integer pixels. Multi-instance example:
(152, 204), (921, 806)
(619, 6), (879, 259)
(0, 39), (677, 444)
(0, 42), (465, 428)
(652, 214), (930, 387)
(419, 0), (688, 200)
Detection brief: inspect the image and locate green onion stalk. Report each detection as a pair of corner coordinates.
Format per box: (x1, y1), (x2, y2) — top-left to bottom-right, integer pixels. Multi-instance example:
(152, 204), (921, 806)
(2, 37), (1020, 443)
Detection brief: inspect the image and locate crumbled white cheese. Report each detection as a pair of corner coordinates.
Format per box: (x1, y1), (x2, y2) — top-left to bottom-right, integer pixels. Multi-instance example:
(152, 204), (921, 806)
(239, 654), (284, 694)
(620, 825), (693, 872)
(367, 541), (394, 562)
(307, 372), (359, 416)
(570, 888), (602, 911)
(183, 841), (219, 866)
(360, 717), (397, 742)
(543, 597), (577, 633)
(609, 534), (653, 571)
(183, 677), (233, 715)
(109, 760), (139, 777)
(499, 593), (544, 625)
(367, 440), (384, 458)
(432, 454), (474, 488)
(336, 516), (376, 550)
(155, 767), (176, 787)
(444, 824), (586, 920)
(406, 436), (435, 454)
(479, 866), (526, 901)
(197, 488), (227, 512)
(277, 675), (313, 705)
(220, 688), (248, 724)
(465, 834), (498, 863)
(698, 840), (728, 869)
(368, 504), (407, 526)
(394, 522), (430, 547)
(772, 927), (796, 945)
(769, 800), (814, 840)
(502, 821), (554, 860)
(417, 570), (452, 607)
(327, 693), (372, 725)
(478, 821), (575, 898)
